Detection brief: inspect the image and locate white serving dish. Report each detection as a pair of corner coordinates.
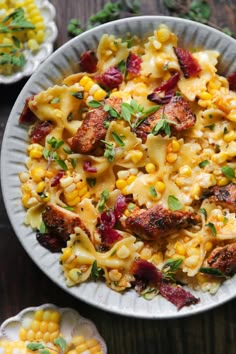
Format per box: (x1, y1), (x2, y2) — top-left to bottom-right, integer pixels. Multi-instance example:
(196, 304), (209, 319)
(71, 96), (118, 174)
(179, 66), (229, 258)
(1, 16), (236, 319)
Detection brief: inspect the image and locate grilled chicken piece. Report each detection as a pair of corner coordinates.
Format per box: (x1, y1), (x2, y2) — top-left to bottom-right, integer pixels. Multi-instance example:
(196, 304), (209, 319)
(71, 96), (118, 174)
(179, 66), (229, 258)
(68, 97), (122, 154)
(207, 243), (236, 276)
(135, 96), (196, 142)
(125, 204), (199, 240)
(207, 183), (236, 212)
(42, 204), (90, 242)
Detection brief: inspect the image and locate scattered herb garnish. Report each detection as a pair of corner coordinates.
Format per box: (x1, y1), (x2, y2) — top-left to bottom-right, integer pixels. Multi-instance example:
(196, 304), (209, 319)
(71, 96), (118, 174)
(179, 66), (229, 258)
(111, 131), (125, 146)
(26, 336), (67, 353)
(91, 260), (103, 281)
(104, 104), (120, 118)
(101, 140), (115, 162)
(199, 208), (207, 219)
(168, 195), (182, 211)
(221, 166), (235, 179)
(206, 222), (217, 237)
(204, 124), (215, 130)
(86, 177), (97, 187)
(149, 186), (157, 198)
(140, 287), (158, 300)
(151, 118), (172, 137)
(163, 0), (235, 38)
(162, 258), (183, 282)
(50, 97), (60, 104)
(87, 100), (103, 108)
(0, 8), (35, 69)
(98, 189), (110, 212)
(199, 159), (209, 168)
(39, 221), (48, 234)
(43, 137), (68, 171)
(63, 206), (75, 211)
(70, 91), (84, 99)
(199, 267), (224, 277)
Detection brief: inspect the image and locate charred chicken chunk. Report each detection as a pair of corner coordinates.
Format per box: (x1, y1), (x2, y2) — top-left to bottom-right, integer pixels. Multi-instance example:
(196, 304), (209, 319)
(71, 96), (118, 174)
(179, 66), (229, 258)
(68, 96), (122, 154)
(125, 204), (199, 240)
(207, 243), (236, 276)
(135, 96), (196, 142)
(207, 183), (236, 212)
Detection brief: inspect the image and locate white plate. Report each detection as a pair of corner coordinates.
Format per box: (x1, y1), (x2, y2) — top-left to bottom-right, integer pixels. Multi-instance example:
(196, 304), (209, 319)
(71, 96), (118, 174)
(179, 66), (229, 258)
(1, 16), (236, 319)
(0, 0), (57, 84)
(0, 304), (107, 353)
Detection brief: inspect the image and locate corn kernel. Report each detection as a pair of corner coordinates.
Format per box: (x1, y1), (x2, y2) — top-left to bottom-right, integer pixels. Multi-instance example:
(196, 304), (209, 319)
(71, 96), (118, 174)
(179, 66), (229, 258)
(50, 311), (60, 323)
(35, 22), (45, 30)
(19, 328), (27, 341)
(227, 110), (236, 123)
(116, 179), (127, 189)
(184, 255), (199, 268)
(171, 140), (180, 152)
(84, 80), (94, 91)
(79, 76), (91, 87)
(155, 180), (165, 193)
(199, 91), (212, 100)
(156, 26), (170, 43)
(212, 152), (228, 164)
(93, 88), (106, 101)
(36, 30), (45, 43)
(175, 242), (186, 256)
(42, 192), (50, 202)
(117, 245), (130, 259)
(29, 149), (43, 159)
(60, 176), (73, 188)
(35, 310), (44, 321)
(145, 163), (156, 173)
(27, 329), (35, 341)
(61, 247), (72, 262)
(179, 165), (192, 177)
(67, 196), (81, 206)
(127, 175), (136, 184)
(90, 345), (102, 353)
(217, 177), (229, 186)
(130, 150), (143, 164)
(204, 241), (213, 251)
(140, 247), (152, 260)
(28, 38), (39, 51)
(35, 331), (43, 340)
(166, 153), (177, 163)
(65, 183), (76, 194)
(78, 186), (88, 197)
(40, 321), (48, 332)
(43, 331), (51, 343)
(50, 330), (60, 342)
(45, 170), (54, 178)
(42, 310), (51, 321)
(36, 181), (45, 193)
(191, 185), (201, 199)
(75, 343), (88, 353)
(108, 269), (122, 282)
(22, 192), (31, 207)
(198, 99), (211, 108)
(71, 336), (85, 346)
(31, 320), (40, 331)
(223, 131), (236, 143)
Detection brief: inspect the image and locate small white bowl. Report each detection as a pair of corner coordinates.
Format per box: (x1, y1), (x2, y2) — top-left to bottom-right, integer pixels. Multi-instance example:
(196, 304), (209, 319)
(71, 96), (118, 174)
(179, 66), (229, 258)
(0, 304), (107, 353)
(0, 0), (58, 85)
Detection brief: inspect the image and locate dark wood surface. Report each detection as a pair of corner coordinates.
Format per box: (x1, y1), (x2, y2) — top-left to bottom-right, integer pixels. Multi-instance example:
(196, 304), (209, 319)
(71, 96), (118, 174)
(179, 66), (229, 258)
(1, 1), (236, 353)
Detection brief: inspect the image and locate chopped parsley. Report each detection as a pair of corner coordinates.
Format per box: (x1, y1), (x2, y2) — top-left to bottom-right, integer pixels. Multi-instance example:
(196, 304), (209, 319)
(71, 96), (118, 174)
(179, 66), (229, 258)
(168, 195), (182, 211)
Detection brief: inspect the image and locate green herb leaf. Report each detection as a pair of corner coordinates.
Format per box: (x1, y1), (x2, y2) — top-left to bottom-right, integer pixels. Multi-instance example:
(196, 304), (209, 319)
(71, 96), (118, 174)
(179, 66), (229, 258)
(86, 177), (97, 187)
(26, 342), (45, 350)
(98, 189), (110, 212)
(63, 146), (73, 154)
(70, 158), (77, 169)
(91, 260), (103, 281)
(87, 100), (103, 108)
(101, 141), (115, 162)
(162, 258), (183, 281)
(67, 18), (83, 37)
(168, 195), (182, 211)
(221, 166), (235, 179)
(121, 102), (134, 124)
(50, 97), (60, 104)
(140, 287), (158, 300)
(149, 186), (157, 198)
(104, 104), (120, 118)
(67, 112), (73, 121)
(112, 131), (125, 146)
(47, 137), (64, 150)
(54, 336), (67, 352)
(204, 123), (215, 130)
(206, 222), (217, 236)
(151, 119), (171, 137)
(117, 59), (126, 75)
(199, 208), (207, 219)
(70, 91), (84, 99)
(199, 267), (224, 277)
(56, 158), (68, 171)
(63, 206), (75, 211)
(39, 221), (48, 234)
(199, 160), (209, 168)
(39, 350), (50, 354)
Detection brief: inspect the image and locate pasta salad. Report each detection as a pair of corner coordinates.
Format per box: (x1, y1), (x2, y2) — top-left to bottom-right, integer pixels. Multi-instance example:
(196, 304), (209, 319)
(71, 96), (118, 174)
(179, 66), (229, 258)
(19, 24), (236, 310)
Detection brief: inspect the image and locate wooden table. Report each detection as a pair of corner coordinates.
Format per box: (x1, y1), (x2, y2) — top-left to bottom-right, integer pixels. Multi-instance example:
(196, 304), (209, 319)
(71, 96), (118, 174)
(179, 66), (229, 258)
(0, 1), (236, 353)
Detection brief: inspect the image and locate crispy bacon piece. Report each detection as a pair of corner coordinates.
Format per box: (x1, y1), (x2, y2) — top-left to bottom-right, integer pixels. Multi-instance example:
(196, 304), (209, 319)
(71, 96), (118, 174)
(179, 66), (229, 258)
(40, 204), (90, 252)
(67, 97), (122, 154)
(159, 281), (199, 310)
(131, 258), (199, 310)
(174, 47), (201, 78)
(227, 72), (236, 91)
(126, 52), (142, 75)
(125, 204), (199, 240)
(148, 72), (180, 104)
(19, 96), (37, 124)
(51, 171), (65, 187)
(206, 183), (236, 212)
(135, 95), (196, 142)
(30, 121), (53, 143)
(79, 50), (98, 73)
(207, 243), (236, 276)
(98, 66), (123, 90)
